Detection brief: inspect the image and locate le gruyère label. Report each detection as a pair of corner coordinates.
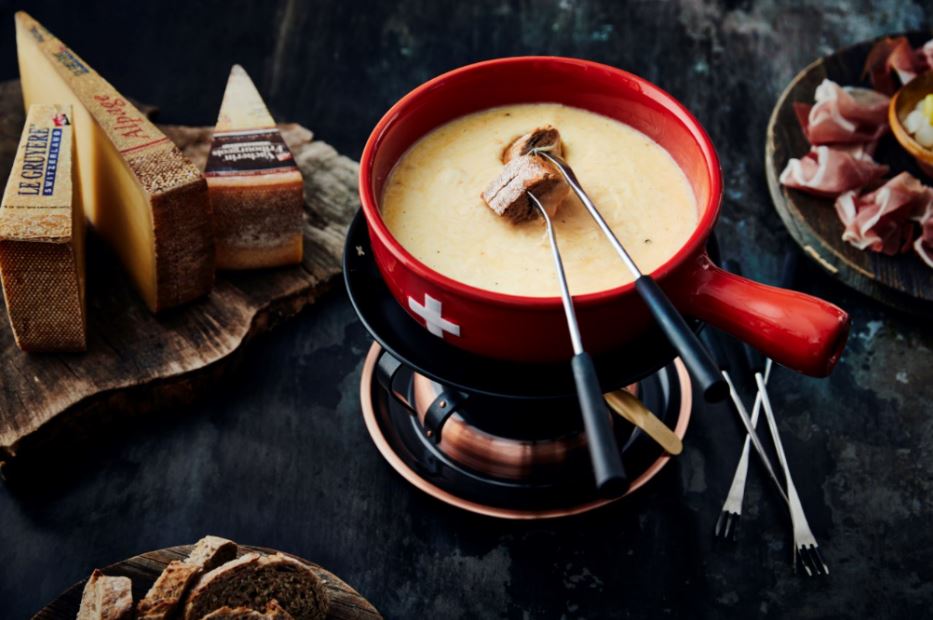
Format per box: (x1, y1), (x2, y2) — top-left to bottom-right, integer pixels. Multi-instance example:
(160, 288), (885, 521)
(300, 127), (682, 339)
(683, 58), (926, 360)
(205, 130), (297, 177)
(0, 104), (74, 242)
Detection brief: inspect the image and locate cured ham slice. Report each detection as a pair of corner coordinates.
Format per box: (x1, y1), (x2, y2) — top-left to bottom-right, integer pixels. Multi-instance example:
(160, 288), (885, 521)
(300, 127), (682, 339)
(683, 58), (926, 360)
(911, 194), (933, 268)
(835, 172), (933, 257)
(915, 215), (933, 268)
(780, 145), (888, 197)
(795, 80), (889, 145)
(863, 36), (933, 95)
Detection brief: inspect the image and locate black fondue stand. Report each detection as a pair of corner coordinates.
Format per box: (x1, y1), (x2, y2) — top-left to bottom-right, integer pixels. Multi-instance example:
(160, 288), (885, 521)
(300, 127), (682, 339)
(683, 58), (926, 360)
(345, 213), (717, 517)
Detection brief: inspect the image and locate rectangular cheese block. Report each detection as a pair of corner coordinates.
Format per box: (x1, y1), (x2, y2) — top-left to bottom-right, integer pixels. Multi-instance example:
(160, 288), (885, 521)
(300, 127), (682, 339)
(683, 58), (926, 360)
(15, 11), (214, 312)
(205, 64), (303, 270)
(0, 104), (86, 352)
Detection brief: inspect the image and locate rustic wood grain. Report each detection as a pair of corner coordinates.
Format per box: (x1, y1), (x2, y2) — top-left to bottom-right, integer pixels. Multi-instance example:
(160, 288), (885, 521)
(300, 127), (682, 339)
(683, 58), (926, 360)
(765, 33), (933, 316)
(0, 80), (358, 476)
(32, 544), (381, 619)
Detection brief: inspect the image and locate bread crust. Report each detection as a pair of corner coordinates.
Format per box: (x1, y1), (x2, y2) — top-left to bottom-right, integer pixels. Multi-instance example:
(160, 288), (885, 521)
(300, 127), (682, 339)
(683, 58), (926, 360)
(137, 535), (237, 620)
(77, 569), (134, 620)
(184, 552), (328, 620)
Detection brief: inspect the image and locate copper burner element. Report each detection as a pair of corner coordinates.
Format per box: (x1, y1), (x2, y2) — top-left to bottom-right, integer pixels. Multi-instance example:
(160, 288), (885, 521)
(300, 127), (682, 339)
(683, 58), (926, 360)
(360, 342), (693, 520)
(410, 374), (639, 481)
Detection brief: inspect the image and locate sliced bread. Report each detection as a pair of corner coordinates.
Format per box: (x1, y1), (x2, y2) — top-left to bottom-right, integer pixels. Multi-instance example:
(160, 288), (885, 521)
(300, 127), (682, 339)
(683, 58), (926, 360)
(76, 569), (134, 620)
(201, 600), (294, 619)
(137, 535), (237, 620)
(184, 553), (328, 620)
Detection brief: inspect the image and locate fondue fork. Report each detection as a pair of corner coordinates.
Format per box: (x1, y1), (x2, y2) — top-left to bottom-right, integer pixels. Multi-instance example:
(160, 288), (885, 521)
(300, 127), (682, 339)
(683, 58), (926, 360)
(728, 259), (828, 577)
(713, 361), (772, 541)
(701, 327), (789, 506)
(533, 150), (727, 403)
(714, 253), (795, 541)
(528, 192), (628, 497)
(748, 349), (829, 576)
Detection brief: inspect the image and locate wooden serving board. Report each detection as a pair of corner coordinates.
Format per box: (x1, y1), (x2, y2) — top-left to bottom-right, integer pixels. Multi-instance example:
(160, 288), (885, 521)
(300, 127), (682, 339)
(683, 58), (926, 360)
(765, 32), (933, 316)
(32, 544), (381, 619)
(0, 80), (358, 477)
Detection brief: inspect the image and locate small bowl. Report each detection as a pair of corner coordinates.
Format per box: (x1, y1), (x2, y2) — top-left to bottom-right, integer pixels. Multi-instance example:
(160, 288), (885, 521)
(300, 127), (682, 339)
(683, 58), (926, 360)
(889, 71), (933, 178)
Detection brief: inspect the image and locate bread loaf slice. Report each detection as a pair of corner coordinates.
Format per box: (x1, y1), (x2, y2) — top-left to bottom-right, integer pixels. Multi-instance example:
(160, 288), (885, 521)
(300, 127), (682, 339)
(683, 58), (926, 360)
(76, 569), (133, 620)
(201, 600), (294, 619)
(137, 535), (237, 620)
(184, 553), (328, 620)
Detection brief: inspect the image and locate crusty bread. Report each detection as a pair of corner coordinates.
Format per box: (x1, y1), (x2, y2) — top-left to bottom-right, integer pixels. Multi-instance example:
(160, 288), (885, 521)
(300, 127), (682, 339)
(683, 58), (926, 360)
(184, 553), (328, 620)
(183, 536), (238, 572)
(137, 535), (237, 620)
(501, 125), (563, 163)
(76, 569), (134, 620)
(201, 600), (293, 619)
(481, 154), (569, 223)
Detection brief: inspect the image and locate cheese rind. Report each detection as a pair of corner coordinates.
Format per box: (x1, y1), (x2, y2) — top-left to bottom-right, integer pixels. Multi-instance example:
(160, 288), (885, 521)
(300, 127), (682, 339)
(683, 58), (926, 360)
(14, 11), (214, 312)
(205, 65), (303, 269)
(0, 103), (86, 352)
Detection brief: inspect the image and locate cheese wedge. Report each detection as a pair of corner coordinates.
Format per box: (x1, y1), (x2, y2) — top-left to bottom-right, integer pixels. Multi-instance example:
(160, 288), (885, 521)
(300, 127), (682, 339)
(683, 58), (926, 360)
(0, 104), (86, 352)
(205, 64), (303, 269)
(14, 12), (214, 312)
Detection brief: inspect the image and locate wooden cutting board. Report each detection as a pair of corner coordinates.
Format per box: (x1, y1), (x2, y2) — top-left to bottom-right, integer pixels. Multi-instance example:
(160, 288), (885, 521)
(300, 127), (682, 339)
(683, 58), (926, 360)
(0, 80), (358, 477)
(765, 32), (933, 316)
(32, 544), (381, 619)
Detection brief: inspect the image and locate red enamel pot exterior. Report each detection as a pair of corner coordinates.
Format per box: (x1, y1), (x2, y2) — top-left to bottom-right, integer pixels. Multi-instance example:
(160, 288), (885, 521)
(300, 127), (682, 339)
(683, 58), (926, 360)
(359, 57), (849, 377)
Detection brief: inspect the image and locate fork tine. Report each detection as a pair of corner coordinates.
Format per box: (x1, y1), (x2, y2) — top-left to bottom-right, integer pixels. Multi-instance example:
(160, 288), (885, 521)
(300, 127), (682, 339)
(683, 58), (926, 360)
(811, 546), (829, 575)
(797, 549), (814, 576)
(727, 515), (738, 541)
(715, 512), (726, 538)
(800, 545), (829, 576)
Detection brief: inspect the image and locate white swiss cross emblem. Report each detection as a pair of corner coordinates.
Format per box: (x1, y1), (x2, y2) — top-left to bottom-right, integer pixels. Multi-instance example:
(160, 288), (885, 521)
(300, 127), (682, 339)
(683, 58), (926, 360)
(408, 293), (461, 339)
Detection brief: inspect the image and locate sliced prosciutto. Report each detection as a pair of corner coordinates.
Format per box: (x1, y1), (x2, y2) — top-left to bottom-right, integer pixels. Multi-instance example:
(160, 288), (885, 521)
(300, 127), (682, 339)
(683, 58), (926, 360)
(795, 80), (890, 145)
(835, 172), (933, 257)
(780, 145), (888, 197)
(863, 36), (933, 95)
(915, 215), (933, 268)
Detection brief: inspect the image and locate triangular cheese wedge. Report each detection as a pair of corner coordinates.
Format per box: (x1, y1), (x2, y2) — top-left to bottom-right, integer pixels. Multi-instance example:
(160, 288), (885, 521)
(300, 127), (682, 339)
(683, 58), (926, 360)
(14, 11), (214, 312)
(205, 65), (303, 270)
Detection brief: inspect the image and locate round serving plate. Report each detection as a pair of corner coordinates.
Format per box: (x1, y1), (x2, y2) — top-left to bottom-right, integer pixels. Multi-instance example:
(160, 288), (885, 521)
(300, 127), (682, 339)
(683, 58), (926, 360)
(765, 31), (933, 316)
(359, 342), (692, 519)
(33, 545), (381, 619)
(344, 210), (710, 400)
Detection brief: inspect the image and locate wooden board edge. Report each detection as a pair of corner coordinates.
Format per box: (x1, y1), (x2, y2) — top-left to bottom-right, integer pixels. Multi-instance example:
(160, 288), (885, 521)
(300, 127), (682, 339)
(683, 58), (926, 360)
(0, 272), (340, 481)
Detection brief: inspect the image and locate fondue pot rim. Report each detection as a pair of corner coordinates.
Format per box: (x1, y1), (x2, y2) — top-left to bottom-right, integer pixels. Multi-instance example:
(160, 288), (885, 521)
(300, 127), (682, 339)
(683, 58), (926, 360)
(359, 55), (723, 308)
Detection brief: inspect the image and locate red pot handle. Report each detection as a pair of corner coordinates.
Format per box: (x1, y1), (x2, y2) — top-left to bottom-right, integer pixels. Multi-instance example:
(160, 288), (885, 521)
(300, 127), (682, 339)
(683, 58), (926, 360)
(674, 254), (850, 377)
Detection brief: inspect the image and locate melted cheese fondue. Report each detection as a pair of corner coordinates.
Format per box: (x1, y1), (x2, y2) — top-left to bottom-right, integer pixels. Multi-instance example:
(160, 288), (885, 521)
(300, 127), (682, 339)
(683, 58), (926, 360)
(381, 103), (698, 297)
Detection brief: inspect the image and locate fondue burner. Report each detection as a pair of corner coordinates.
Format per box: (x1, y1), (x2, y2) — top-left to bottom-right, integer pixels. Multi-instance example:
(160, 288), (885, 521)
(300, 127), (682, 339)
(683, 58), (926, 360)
(346, 213), (698, 519)
(359, 343), (691, 519)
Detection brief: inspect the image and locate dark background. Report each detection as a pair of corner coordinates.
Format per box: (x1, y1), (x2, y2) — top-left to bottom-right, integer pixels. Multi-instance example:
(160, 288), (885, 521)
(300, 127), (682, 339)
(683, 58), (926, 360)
(1, 0), (932, 618)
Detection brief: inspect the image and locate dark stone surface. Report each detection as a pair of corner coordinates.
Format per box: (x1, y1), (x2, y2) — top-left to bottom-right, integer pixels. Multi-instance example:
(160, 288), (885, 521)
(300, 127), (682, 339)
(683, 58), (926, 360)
(1, 0), (932, 618)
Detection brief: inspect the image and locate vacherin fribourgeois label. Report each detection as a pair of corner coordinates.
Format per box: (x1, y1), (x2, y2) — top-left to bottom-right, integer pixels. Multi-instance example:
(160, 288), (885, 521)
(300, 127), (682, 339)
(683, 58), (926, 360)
(0, 104), (75, 242)
(205, 129), (296, 176)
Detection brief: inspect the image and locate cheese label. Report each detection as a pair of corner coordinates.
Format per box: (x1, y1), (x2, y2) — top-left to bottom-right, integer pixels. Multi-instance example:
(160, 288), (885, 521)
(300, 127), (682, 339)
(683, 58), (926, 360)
(0, 104), (74, 242)
(205, 130), (296, 177)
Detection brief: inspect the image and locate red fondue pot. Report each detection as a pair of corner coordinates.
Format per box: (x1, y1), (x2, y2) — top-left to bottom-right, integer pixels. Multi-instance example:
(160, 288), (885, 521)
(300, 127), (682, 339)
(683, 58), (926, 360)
(359, 57), (849, 377)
